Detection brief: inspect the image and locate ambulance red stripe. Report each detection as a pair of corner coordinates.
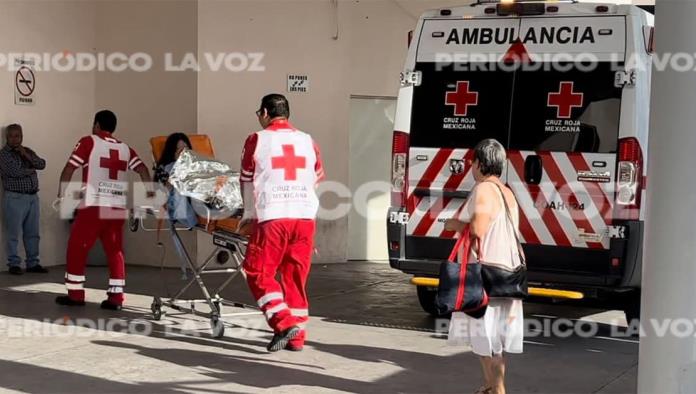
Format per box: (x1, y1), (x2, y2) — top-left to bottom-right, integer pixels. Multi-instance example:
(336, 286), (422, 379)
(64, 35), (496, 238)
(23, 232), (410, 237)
(517, 205), (541, 245)
(508, 151), (572, 247)
(442, 149), (475, 192)
(567, 153), (613, 224)
(406, 148), (453, 215)
(413, 197), (451, 236)
(440, 200), (467, 239)
(435, 149), (477, 238)
(539, 152), (603, 249)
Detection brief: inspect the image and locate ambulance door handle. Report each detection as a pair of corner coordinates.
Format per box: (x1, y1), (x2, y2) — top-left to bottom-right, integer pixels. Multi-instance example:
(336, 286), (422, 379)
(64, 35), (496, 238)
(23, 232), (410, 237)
(524, 155), (543, 185)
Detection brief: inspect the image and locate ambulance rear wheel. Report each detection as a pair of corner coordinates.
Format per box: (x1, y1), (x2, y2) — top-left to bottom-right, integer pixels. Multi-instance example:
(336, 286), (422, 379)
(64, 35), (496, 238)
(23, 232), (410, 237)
(417, 285), (441, 317)
(622, 290), (641, 327)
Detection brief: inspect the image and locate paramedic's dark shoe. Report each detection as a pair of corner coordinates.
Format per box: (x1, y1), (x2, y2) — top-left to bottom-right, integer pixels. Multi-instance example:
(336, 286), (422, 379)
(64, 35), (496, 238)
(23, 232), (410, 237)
(100, 300), (122, 311)
(8, 266), (22, 275)
(26, 265), (48, 273)
(55, 296), (85, 306)
(267, 326), (301, 352)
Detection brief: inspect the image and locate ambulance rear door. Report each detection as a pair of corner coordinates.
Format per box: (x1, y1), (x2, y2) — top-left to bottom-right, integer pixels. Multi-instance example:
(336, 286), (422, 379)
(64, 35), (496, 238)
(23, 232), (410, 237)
(507, 16), (625, 275)
(406, 18), (519, 260)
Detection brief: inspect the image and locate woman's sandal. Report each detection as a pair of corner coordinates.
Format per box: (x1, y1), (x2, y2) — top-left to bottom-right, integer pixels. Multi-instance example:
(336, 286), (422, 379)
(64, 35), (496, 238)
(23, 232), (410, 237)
(474, 386), (492, 394)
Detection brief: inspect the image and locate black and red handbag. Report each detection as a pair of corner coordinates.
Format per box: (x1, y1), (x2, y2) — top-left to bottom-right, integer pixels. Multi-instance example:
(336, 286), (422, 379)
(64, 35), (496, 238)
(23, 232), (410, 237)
(435, 225), (489, 318)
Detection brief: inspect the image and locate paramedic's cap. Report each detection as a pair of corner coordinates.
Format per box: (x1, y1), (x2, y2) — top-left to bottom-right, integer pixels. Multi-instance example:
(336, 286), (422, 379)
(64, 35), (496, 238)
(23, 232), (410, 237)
(259, 94), (290, 119)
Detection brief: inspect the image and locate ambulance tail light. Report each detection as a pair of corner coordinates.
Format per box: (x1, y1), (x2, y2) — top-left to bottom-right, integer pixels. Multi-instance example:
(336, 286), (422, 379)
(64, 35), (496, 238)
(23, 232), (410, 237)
(615, 137), (644, 220)
(391, 131), (409, 208)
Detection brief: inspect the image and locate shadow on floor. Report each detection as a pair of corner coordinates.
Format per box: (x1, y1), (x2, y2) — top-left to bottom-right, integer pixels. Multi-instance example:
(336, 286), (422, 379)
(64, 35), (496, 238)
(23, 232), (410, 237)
(0, 264), (638, 393)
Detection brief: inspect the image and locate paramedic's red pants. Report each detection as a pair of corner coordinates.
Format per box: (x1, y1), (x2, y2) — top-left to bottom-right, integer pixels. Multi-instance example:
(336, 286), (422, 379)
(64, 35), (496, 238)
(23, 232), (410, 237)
(64, 207), (127, 305)
(244, 219), (314, 345)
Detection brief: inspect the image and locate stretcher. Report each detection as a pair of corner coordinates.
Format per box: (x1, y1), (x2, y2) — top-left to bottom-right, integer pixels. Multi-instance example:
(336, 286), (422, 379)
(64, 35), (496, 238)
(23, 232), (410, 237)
(130, 134), (259, 338)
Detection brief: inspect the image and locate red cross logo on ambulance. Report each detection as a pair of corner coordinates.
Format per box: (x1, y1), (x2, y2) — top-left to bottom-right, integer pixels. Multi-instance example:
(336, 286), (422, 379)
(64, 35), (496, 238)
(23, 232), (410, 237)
(445, 81), (479, 117)
(547, 81), (584, 119)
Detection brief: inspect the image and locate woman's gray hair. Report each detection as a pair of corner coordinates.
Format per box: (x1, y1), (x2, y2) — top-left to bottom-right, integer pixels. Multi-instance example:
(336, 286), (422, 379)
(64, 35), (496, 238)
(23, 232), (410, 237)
(473, 139), (506, 177)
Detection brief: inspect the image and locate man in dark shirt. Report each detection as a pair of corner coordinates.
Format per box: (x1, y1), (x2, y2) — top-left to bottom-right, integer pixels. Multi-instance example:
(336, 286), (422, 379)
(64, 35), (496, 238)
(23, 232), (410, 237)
(0, 124), (47, 275)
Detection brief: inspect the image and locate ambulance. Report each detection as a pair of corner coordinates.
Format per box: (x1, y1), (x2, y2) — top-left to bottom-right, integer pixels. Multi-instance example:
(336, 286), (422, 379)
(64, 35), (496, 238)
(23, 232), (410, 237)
(387, 1), (654, 321)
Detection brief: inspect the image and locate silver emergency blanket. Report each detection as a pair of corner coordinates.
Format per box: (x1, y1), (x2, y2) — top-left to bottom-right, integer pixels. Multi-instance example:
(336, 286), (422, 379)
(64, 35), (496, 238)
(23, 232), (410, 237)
(168, 149), (243, 213)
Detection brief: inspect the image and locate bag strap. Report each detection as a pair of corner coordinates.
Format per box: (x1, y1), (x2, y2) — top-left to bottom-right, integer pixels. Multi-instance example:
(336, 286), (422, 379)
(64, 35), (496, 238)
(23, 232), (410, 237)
(485, 181), (526, 266)
(448, 235), (466, 262)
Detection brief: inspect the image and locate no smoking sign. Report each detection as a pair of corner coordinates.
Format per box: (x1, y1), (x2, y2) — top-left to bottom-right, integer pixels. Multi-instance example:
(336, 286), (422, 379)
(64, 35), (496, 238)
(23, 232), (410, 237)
(14, 60), (36, 106)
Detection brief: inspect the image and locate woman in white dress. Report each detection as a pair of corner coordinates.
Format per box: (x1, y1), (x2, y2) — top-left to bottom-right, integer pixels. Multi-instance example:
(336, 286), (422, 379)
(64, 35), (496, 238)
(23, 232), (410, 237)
(445, 139), (524, 394)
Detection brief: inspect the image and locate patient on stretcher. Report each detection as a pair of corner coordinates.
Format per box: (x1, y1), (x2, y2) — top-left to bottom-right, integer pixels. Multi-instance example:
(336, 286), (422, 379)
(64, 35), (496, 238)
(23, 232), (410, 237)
(155, 133), (198, 228)
(151, 133), (243, 233)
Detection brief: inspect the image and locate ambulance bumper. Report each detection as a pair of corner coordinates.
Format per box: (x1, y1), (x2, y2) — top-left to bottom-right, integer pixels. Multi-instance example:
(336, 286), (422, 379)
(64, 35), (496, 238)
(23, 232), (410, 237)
(388, 214), (644, 292)
(389, 258), (443, 277)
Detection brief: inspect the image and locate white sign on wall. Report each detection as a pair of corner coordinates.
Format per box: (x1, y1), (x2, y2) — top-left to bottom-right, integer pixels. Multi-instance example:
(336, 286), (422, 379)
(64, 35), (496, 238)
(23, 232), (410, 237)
(287, 74), (309, 93)
(14, 59), (36, 106)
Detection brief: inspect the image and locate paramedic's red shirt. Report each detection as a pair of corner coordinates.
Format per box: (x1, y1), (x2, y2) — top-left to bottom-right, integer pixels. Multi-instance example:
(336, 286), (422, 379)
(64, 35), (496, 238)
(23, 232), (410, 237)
(240, 120), (325, 183)
(67, 131), (145, 183)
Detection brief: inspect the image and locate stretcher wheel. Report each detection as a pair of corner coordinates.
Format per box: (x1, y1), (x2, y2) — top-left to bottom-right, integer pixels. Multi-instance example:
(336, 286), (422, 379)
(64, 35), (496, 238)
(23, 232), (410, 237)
(128, 214), (139, 232)
(216, 250), (230, 265)
(151, 298), (163, 321)
(211, 316), (225, 338)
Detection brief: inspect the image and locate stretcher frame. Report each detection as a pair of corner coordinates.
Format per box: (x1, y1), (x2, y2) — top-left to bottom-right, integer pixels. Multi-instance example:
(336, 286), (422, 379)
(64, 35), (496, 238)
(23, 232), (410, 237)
(130, 134), (260, 338)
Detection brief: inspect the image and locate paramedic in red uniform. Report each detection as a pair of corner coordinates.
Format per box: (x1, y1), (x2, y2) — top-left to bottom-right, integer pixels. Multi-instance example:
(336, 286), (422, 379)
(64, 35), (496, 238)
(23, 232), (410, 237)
(238, 94), (324, 352)
(55, 110), (153, 310)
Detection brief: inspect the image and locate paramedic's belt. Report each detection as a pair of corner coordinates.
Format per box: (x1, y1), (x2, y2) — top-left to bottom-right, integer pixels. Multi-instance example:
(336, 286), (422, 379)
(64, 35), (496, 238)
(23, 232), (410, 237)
(169, 149), (243, 212)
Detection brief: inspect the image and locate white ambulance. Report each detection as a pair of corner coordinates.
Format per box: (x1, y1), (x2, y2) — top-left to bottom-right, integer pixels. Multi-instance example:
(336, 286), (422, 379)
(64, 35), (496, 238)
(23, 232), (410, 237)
(387, 1), (654, 321)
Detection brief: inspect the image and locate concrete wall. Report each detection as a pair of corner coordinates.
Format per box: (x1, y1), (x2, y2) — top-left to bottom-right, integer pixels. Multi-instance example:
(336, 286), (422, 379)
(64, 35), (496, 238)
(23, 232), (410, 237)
(0, 0), (472, 267)
(196, 0), (464, 263)
(94, 0), (198, 267)
(0, 0), (97, 267)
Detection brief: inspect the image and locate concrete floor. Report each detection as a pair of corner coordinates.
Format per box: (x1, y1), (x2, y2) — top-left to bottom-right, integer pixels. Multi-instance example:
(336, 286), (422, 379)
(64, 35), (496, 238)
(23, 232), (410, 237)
(0, 262), (638, 394)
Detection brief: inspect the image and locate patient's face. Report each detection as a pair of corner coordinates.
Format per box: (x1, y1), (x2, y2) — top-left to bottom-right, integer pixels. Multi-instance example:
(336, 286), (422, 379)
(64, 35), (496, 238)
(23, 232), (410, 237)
(175, 139), (188, 158)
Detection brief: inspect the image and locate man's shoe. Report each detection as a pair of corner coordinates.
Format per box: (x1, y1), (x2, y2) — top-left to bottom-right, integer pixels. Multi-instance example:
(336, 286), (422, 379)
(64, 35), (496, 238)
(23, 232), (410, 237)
(285, 343), (304, 352)
(55, 296), (86, 306)
(100, 300), (122, 311)
(8, 266), (22, 275)
(26, 265), (48, 273)
(267, 326), (301, 352)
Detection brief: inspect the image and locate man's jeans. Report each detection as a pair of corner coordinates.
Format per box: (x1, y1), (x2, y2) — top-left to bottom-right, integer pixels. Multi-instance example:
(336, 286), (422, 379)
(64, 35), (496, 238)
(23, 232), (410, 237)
(4, 192), (40, 268)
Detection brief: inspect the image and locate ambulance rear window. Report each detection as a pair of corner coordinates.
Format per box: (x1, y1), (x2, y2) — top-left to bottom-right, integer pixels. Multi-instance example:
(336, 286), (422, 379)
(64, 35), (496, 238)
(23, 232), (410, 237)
(409, 63), (511, 149)
(508, 62), (622, 153)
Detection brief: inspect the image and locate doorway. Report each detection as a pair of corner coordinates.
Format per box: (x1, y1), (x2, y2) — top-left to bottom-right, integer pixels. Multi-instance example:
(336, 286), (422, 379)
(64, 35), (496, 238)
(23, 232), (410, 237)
(348, 96), (396, 261)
